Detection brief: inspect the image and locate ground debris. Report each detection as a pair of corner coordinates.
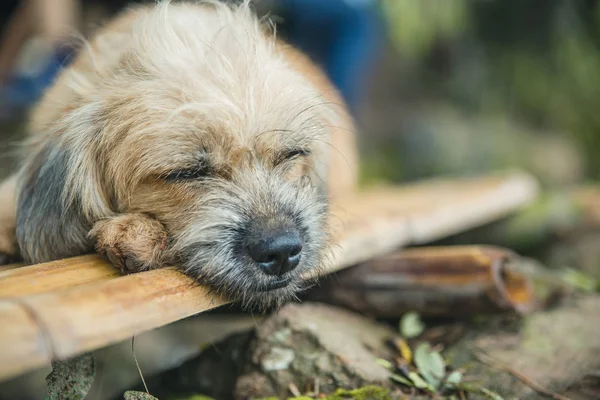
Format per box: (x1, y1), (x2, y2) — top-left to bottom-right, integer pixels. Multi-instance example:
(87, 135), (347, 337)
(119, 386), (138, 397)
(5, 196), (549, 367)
(474, 351), (571, 400)
(139, 303), (397, 400)
(443, 295), (600, 399)
(125, 295), (600, 400)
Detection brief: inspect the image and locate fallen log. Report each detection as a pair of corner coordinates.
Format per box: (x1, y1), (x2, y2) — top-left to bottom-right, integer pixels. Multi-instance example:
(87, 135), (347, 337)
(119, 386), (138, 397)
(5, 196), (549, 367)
(307, 245), (537, 317)
(0, 172), (538, 382)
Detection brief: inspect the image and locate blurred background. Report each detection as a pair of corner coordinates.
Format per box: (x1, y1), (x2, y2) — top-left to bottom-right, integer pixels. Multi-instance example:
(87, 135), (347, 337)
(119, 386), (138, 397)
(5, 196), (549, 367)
(1, 0), (600, 399)
(0, 0), (599, 191)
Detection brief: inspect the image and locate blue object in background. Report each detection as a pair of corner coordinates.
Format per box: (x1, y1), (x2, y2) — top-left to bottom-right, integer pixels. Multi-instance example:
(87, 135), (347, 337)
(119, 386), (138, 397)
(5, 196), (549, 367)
(3, 51), (69, 107)
(0, 46), (72, 117)
(277, 0), (383, 114)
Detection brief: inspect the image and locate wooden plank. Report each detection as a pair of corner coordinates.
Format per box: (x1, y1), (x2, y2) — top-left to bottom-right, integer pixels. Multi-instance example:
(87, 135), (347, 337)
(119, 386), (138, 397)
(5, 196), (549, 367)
(0, 172), (538, 382)
(20, 267), (228, 361)
(0, 255), (119, 298)
(0, 300), (52, 381)
(328, 171), (538, 269)
(407, 174), (539, 243)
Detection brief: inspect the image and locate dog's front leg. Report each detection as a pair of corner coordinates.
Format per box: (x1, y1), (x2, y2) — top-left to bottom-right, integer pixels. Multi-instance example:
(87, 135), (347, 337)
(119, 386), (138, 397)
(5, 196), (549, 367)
(89, 213), (170, 274)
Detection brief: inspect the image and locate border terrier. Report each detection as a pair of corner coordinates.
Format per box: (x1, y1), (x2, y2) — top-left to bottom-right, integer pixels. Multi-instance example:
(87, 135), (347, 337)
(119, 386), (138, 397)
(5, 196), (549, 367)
(0, 0), (357, 310)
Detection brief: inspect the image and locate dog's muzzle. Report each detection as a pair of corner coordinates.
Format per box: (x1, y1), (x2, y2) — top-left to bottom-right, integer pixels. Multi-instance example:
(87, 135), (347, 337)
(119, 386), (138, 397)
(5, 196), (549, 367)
(244, 223), (303, 291)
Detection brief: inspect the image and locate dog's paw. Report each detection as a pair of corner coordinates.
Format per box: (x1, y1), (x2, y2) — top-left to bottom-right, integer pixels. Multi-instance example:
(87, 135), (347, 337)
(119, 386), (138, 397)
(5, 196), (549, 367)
(89, 214), (169, 274)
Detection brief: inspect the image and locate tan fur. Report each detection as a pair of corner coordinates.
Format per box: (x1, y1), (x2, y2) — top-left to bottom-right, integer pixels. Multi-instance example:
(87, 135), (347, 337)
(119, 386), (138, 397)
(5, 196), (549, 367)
(0, 174), (17, 258)
(275, 42), (358, 201)
(0, 0), (357, 310)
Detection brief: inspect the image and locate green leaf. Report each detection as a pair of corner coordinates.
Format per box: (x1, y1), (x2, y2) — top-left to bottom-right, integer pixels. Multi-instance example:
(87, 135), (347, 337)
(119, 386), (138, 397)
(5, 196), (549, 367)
(414, 343), (446, 389)
(429, 351), (446, 378)
(419, 370), (440, 390)
(561, 268), (598, 293)
(408, 372), (436, 393)
(376, 358), (393, 369)
(444, 370), (463, 387)
(400, 311), (425, 338)
(390, 374), (413, 387)
(478, 387), (505, 400)
(459, 384), (505, 400)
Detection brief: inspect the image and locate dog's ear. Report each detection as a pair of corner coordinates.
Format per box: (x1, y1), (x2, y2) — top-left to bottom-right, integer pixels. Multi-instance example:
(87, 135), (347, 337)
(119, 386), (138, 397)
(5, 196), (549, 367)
(15, 141), (103, 264)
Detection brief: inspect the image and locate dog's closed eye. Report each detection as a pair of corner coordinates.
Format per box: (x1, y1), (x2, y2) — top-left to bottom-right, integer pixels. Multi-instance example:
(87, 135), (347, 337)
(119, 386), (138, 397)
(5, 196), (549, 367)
(275, 149), (311, 166)
(163, 161), (212, 182)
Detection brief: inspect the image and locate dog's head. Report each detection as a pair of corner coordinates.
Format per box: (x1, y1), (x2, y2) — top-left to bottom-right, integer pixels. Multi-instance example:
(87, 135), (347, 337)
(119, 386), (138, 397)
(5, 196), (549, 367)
(17, 1), (347, 310)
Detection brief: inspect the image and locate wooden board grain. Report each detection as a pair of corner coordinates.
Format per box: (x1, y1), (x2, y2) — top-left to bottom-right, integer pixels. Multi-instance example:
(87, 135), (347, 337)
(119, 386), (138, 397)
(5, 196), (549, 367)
(328, 172), (538, 269)
(0, 172), (539, 381)
(20, 267), (228, 360)
(0, 300), (52, 381)
(0, 255), (119, 298)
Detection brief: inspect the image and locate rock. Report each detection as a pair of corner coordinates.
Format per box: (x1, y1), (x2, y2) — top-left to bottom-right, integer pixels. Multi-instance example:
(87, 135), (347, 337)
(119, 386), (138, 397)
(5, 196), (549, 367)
(235, 303), (395, 399)
(123, 391), (159, 400)
(143, 303), (398, 400)
(44, 353), (95, 400)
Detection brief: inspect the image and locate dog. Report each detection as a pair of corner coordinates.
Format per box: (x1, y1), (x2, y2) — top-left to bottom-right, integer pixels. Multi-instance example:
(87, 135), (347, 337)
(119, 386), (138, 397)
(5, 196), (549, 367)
(0, 0), (357, 310)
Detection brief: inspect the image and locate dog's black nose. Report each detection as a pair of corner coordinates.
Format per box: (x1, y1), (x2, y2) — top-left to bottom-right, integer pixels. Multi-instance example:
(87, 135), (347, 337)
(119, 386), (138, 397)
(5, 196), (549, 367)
(246, 229), (302, 276)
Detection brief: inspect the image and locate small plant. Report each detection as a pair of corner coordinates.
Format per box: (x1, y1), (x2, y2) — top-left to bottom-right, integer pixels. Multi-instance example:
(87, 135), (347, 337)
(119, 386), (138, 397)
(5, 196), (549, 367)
(377, 311), (505, 399)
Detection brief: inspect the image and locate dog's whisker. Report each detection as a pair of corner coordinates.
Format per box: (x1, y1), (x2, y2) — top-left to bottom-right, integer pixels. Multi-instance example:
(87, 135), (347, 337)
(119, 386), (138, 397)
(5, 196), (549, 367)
(313, 137), (355, 177)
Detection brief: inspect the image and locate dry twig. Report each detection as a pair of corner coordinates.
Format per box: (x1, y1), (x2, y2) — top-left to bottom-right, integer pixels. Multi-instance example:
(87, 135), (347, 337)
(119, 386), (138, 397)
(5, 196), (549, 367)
(132, 336), (149, 395)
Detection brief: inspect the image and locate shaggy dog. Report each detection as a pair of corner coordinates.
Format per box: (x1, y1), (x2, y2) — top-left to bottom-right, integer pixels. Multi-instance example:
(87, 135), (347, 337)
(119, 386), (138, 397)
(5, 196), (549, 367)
(0, 0), (357, 310)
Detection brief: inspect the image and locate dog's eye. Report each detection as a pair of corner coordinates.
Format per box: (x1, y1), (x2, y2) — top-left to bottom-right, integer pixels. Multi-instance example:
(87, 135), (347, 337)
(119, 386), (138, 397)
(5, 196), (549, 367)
(286, 149), (310, 159)
(163, 162), (211, 182)
(277, 149), (311, 165)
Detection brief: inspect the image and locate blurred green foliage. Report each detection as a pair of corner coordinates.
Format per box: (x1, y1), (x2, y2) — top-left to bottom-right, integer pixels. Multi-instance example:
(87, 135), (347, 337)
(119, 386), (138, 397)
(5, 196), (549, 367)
(382, 0), (469, 60)
(378, 0), (600, 180)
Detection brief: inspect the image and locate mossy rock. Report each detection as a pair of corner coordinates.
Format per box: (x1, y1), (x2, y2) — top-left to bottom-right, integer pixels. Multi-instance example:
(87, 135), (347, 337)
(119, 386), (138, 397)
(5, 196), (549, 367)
(123, 391), (159, 400)
(255, 385), (392, 400)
